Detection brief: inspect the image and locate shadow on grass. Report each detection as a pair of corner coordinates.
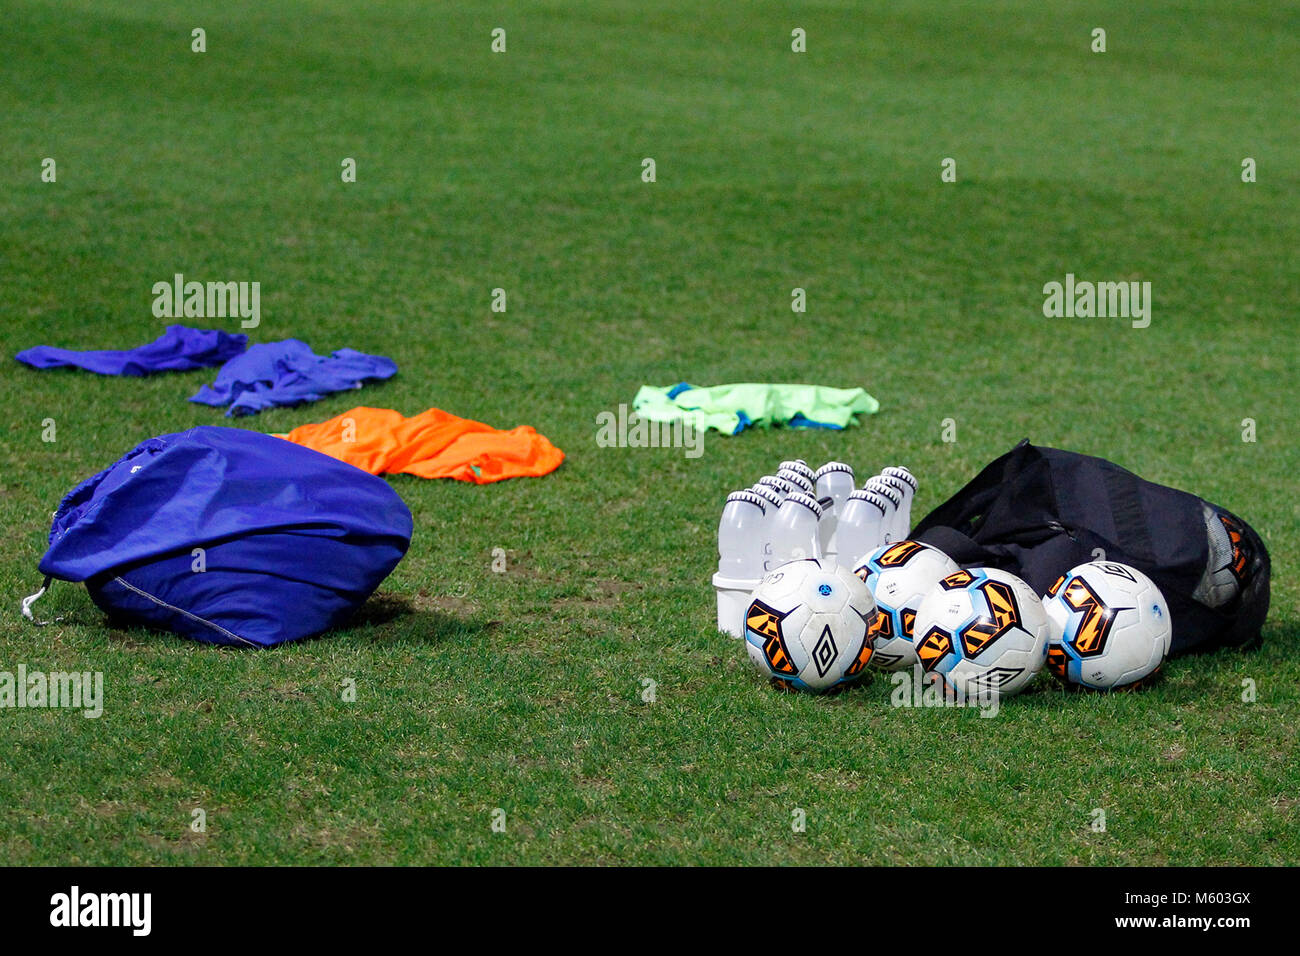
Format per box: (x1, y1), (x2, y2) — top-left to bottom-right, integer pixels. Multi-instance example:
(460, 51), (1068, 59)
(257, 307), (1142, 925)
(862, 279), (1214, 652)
(340, 591), (501, 646)
(92, 591), (497, 649)
(1257, 618), (1300, 663)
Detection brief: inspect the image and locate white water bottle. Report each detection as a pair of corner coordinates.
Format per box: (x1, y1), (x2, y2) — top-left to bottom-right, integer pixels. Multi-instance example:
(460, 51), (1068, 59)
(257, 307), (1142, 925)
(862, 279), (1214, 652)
(713, 490), (768, 639)
(880, 466), (917, 540)
(814, 462), (856, 559)
(874, 475), (912, 542)
(835, 490), (888, 569)
(769, 492), (823, 566)
(776, 468), (814, 496)
(749, 484), (784, 571)
(780, 460), (816, 486)
(756, 475), (793, 499)
(814, 462), (856, 514)
(750, 483), (784, 513)
(717, 490), (767, 581)
(864, 478), (902, 544)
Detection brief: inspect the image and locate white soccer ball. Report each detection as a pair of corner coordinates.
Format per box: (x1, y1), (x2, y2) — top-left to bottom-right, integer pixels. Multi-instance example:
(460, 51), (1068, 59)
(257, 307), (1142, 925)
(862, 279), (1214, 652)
(912, 567), (1050, 699)
(743, 558), (876, 692)
(1042, 561), (1172, 690)
(852, 540), (959, 671)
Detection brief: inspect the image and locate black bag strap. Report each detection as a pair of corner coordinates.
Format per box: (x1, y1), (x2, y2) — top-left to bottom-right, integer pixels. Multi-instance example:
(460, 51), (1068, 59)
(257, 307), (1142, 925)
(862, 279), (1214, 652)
(1102, 466), (1156, 565)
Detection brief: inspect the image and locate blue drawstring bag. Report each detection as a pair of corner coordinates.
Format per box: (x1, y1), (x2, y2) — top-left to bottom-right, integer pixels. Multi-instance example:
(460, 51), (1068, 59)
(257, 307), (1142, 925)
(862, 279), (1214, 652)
(24, 427), (413, 647)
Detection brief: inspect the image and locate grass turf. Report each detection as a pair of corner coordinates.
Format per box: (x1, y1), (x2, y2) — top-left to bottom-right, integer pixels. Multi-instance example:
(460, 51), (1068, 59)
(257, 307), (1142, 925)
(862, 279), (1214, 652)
(0, 0), (1297, 865)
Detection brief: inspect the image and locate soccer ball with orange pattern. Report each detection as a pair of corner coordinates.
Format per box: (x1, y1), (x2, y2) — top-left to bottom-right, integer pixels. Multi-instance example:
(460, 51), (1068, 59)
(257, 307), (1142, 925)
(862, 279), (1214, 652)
(1041, 561), (1171, 691)
(911, 567), (1050, 699)
(852, 540), (959, 672)
(742, 559), (876, 693)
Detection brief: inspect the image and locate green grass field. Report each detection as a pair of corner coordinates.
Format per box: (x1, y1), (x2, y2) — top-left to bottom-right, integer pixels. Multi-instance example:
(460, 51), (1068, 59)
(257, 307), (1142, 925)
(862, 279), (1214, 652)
(1, 0), (1297, 865)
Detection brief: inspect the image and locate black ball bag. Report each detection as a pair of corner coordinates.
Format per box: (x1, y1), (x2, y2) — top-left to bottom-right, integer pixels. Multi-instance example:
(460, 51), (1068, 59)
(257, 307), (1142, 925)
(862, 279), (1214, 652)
(912, 440), (1269, 657)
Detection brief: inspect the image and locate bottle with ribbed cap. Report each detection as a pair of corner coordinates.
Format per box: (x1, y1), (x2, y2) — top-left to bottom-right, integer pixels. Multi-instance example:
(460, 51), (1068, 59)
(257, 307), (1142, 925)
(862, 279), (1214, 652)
(775, 468), (814, 496)
(756, 475), (794, 499)
(836, 489), (888, 568)
(864, 478), (903, 544)
(813, 461), (856, 559)
(779, 460), (816, 485)
(879, 466), (917, 540)
(769, 491), (823, 566)
(872, 474), (911, 542)
(717, 490), (767, 581)
(713, 489), (770, 639)
(749, 482), (784, 512)
(749, 483), (784, 573)
(814, 461), (856, 514)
